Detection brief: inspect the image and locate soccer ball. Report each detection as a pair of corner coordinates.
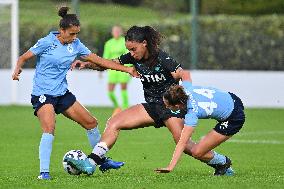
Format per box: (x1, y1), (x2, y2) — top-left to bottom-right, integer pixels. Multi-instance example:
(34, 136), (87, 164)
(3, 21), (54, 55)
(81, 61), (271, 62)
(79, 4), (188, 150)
(62, 150), (87, 175)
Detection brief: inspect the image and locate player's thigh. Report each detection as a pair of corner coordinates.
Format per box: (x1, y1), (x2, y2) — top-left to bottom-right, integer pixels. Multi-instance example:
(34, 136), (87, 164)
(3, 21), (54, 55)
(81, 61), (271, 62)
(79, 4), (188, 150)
(37, 104), (56, 133)
(62, 101), (97, 129)
(193, 130), (230, 156)
(107, 104), (154, 130)
(164, 117), (184, 142)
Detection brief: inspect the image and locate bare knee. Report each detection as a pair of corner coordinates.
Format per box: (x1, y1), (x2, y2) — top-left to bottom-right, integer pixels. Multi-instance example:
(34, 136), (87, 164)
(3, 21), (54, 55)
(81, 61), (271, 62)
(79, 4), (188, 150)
(42, 123), (55, 134)
(105, 118), (121, 132)
(84, 117), (98, 130)
(191, 147), (205, 159)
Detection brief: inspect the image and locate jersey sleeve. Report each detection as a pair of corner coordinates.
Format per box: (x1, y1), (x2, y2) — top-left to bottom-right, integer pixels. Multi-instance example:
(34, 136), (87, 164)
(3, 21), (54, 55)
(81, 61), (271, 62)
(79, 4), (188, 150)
(118, 52), (134, 65)
(160, 51), (181, 72)
(182, 81), (193, 89)
(29, 37), (50, 56)
(77, 40), (91, 57)
(184, 110), (199, 127)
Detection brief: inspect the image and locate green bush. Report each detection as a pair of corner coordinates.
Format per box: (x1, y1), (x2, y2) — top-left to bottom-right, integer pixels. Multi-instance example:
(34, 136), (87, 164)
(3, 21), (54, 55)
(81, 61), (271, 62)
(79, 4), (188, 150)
(157, 15), (284, 70)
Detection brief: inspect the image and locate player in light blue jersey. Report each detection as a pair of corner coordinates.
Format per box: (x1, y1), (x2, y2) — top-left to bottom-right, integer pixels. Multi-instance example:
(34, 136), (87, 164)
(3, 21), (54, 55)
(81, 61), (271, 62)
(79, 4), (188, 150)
(155, 80), (245, 175)
(12, 7), (137, 180)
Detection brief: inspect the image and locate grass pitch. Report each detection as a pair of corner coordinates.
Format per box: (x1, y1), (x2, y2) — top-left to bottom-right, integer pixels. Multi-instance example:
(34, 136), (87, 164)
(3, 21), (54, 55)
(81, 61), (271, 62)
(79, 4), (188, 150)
(0, 106), (283, 189)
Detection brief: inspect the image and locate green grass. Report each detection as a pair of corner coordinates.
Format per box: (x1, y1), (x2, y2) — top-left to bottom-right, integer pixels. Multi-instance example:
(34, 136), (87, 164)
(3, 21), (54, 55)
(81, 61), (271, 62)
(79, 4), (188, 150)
(0, 106), (284, 189)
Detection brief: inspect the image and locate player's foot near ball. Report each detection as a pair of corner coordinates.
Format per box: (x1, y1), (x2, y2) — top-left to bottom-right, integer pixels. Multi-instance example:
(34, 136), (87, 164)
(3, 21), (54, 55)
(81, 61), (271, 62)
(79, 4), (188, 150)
(99, 157), (125, 173)
(66, 157), (95, 175)
(37, 172), (51, 180)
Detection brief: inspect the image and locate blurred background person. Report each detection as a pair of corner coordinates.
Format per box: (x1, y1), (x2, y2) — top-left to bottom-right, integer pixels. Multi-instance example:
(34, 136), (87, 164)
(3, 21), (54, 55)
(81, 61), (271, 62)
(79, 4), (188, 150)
(103, 25), (131, 115)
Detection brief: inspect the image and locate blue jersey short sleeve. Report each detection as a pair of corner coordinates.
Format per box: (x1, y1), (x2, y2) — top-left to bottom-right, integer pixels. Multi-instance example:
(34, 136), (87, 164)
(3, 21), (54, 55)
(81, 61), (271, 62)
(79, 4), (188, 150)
(182, 81), (193, 89)
(77, 39), (91, 57)
(29, 37), (50, 56)
(184, 109), (199, 127)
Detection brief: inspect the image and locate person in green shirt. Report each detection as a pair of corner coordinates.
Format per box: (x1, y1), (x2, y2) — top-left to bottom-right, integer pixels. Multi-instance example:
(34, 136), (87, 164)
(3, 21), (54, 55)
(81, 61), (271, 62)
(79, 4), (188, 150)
(103, 25), (131, 115)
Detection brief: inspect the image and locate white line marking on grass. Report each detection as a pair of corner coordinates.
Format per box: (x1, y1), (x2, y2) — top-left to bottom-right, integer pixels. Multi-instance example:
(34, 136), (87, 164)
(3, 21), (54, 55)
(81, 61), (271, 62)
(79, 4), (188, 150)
(238, 131), (284, 136)
(228, 139), (284, 145)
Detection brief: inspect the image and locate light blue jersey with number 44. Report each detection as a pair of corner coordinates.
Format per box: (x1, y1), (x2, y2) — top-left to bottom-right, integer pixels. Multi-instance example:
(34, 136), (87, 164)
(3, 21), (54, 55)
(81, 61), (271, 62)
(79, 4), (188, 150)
(182, 81), (234, 127)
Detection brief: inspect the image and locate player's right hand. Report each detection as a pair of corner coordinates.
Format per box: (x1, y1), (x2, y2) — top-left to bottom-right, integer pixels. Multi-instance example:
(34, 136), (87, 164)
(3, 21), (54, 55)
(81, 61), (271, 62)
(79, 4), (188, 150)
(71, 60), (89, 70)
(12, 68), (22, 81)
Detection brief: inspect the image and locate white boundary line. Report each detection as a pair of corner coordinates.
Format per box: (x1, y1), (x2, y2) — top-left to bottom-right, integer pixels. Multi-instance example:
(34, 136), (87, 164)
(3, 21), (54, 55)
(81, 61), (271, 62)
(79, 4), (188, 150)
(238, 131), (284, 136)
(228, 139), (284, 145)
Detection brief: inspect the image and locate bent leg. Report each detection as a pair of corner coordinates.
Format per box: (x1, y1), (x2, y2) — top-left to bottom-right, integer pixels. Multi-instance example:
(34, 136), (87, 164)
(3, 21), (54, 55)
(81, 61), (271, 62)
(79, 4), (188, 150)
(63, 101), (100, 148)
(191, 129), (230, 159)
(101, 104), (155, 149)
(165, 117), (214, 161)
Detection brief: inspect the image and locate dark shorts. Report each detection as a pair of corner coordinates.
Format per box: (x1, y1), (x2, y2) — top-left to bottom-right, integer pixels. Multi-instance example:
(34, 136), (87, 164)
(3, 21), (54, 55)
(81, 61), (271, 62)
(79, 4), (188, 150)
(142, 102), (187, 128)
(214, 93), (246, 136)
(31, 90), (76, 116)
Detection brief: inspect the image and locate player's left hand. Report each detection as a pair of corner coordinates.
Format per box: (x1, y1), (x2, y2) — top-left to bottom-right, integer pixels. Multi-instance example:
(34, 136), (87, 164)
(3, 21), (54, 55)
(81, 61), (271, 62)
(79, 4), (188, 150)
(154, 167), (172, 173)
(128, 67), (140, 78)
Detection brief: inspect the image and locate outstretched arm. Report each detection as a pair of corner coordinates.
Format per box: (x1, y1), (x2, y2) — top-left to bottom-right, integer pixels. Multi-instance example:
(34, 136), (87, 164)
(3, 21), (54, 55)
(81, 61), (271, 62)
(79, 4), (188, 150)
(82, 53), (139, 77)
(155, 126), (195, 173)
(12, 50), (35, 81)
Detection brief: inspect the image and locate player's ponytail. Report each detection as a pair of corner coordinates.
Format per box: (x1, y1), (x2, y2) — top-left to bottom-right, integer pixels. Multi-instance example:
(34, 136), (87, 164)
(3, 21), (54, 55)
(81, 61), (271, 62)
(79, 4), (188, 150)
(58, 7), (69, 18)
(125, 25), (162, 57)
(163, 85), (188, 106)
(58, 7), (80, 29)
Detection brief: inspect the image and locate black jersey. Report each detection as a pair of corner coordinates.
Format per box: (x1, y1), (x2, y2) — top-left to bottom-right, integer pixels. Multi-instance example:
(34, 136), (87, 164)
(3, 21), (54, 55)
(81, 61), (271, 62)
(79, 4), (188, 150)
(118, 50), (181, 103)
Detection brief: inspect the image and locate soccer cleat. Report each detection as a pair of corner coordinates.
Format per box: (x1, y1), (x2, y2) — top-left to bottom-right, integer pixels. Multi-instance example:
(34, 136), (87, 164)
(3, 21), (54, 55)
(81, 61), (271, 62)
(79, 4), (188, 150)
(99, 157), (125, 173)
(208, 156), (233, 176)
(37, 172), (51, 180)
(224, 167), (234, 176)
(66, 157), (95, 175)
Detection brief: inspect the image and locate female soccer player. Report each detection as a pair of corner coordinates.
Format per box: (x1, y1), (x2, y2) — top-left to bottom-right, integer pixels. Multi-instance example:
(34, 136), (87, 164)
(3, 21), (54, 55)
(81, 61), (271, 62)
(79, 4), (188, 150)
(11, 7), (136, 180)
(155, 81), (245, 175)
(68, 26), (227, 175)
(103, 25), (131, 114)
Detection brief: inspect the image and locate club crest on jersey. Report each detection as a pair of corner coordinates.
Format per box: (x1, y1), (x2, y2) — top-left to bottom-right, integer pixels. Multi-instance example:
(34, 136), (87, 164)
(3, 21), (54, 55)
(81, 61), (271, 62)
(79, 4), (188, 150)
(155, 66), (161, 72)
(140, 73), (166, 83)
(39, 95), (46, 103)
(67, 44), (73, 53)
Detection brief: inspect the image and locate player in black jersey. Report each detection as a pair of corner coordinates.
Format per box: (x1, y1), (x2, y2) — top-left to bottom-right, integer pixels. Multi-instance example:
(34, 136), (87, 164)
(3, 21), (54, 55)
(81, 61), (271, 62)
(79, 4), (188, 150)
(69, 26), (215, 174)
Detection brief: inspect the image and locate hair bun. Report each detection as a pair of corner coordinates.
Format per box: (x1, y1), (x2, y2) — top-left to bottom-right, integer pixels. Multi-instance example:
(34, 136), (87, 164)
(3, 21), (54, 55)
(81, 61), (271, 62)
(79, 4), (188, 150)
(58, 7), (69, 18)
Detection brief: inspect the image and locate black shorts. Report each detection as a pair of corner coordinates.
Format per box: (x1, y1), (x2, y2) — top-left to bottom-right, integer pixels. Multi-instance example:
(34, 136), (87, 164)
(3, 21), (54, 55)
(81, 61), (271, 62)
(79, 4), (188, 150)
(214, 93), (245, 136)
(31, 90), (76, 116)
(142, 102), (186, 128)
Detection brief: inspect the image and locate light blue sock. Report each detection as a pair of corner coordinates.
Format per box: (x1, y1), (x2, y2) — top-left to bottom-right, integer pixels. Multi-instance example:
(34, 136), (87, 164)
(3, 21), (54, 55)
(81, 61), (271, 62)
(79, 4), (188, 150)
(39, 133), (54, 173)
(208, 151), (226, 165)
(86, 127), (101, 148)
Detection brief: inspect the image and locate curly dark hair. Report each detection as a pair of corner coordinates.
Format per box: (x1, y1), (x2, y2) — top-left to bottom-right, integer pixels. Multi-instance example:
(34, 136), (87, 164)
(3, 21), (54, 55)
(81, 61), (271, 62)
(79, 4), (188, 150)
(125, 26), (162, 58)
(163, 85), (188, 106)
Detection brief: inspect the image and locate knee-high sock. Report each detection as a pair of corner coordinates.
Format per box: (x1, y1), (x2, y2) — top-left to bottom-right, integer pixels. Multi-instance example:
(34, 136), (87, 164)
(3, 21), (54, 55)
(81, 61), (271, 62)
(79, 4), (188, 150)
(121, 89), (129, 109)
(86, 127), (101, 148)
(108, 91), (119, 108)
(207, 151), (226, 165)
(39, 133), (54, 173)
